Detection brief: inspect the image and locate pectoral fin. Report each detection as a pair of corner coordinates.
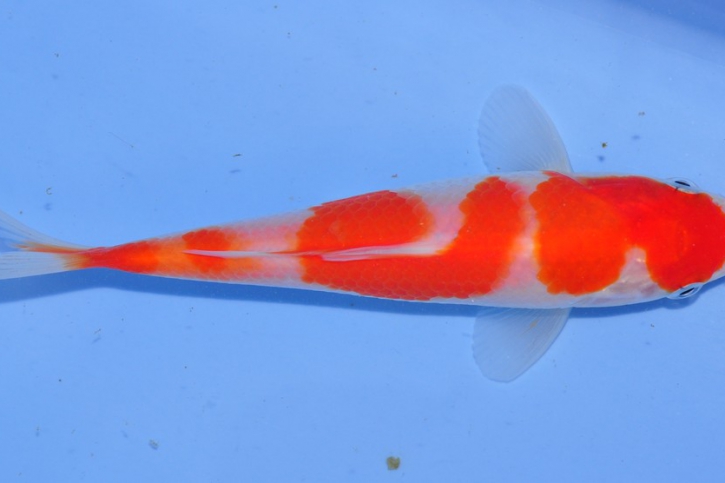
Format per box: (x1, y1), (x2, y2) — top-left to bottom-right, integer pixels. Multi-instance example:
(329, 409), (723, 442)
(478, 86), (572, 173)
(472, 307), (570, 382)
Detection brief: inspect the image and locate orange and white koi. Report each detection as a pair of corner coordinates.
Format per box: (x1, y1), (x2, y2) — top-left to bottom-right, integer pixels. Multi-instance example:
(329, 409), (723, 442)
(3, 86), (725, 381)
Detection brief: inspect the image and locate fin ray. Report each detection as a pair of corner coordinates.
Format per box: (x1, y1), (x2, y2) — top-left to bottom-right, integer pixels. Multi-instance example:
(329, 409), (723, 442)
(0, 210), (86, 280)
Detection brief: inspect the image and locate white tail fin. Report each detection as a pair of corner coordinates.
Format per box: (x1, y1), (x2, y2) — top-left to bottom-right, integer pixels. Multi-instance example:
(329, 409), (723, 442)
(0, 210), (87, 280)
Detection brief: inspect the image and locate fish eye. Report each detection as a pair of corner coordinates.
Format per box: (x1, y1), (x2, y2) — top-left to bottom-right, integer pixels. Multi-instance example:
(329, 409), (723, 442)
(667, 282), (703, 299)
(667, 178), (700, 193)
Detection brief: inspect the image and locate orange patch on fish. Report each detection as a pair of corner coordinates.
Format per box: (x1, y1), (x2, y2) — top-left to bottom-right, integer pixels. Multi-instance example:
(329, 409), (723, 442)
(581, 175), (725, 292)
(296, 190), (432, 252)
(532, 173), (725, 294)
(76, 227), (263, 280)
(531, 173), (628, 295)
(182, 228), (234, 274)
(76, 240), (164, 274)
(298, 178), (525, 300)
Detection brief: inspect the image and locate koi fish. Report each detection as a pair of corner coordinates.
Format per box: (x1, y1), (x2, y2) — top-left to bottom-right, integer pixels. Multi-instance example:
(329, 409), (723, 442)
(3, 86), (725, 381)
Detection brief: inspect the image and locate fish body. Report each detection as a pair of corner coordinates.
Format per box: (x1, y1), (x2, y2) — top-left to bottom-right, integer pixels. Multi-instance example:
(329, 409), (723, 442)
(3, 86), (724, 381)
(55, 171), (725, 309)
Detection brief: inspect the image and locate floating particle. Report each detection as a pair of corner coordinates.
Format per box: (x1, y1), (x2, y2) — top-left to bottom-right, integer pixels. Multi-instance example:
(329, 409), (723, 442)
(386, 456), (401, 470)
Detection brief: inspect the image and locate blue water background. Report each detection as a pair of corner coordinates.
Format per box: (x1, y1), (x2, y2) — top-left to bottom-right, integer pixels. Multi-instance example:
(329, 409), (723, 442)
(2, 0), (725, 481)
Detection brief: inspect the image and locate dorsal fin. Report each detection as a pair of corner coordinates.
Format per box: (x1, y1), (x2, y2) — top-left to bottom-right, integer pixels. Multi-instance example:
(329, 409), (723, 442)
(478, 85), (572, 173)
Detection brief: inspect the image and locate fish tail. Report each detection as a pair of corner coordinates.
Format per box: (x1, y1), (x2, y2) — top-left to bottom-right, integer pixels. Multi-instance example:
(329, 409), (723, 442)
(0, 210), (88, 280)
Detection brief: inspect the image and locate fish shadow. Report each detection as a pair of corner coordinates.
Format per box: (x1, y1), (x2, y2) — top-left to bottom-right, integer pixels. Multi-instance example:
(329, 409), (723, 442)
(0, 269), (476, 318)
(0, 269), (721, 320)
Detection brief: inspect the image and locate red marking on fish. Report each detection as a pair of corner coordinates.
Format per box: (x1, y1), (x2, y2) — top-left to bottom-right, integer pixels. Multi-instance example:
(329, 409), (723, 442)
(297, 177), (525, 300)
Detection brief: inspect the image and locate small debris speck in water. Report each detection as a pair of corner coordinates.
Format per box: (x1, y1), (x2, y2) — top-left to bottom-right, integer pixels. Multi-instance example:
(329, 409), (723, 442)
(386, 456), (401, 470)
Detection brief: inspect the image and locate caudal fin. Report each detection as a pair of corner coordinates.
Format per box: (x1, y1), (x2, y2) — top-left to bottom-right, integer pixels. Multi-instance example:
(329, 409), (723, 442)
(0, 210), (88, 280)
